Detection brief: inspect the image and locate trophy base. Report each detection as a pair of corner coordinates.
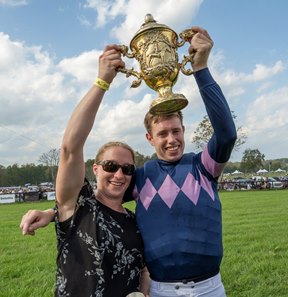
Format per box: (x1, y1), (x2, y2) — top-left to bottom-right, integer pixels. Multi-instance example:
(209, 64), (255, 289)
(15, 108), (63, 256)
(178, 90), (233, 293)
(149, 94), (188, 115)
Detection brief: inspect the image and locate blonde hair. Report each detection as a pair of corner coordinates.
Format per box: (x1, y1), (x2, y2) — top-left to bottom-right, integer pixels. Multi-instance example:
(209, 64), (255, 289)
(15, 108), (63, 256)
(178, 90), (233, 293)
(95, 141), (135, 164)
(144, 111), (184, 134)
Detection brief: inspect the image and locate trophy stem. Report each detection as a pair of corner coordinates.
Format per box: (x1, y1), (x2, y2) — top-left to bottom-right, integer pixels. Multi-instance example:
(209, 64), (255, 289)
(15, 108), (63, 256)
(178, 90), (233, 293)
(157, 85), (173, 98)
(149, 85), (188, 115)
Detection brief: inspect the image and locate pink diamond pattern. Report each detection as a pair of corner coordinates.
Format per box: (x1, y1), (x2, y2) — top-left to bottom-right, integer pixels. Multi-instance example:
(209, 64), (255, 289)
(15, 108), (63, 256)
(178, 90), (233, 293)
(133, 185), (139, 202)
(139, 178), (157, 210)
(158, 175), (180, 208)
(139, 173), (215, 210)
(181, 172), (201, 205)
(199, 173), (214, 201)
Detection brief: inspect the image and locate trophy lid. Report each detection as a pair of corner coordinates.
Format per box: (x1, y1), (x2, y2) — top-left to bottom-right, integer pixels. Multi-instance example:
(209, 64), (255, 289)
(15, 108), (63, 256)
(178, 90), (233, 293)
(131, 14), (177, 42)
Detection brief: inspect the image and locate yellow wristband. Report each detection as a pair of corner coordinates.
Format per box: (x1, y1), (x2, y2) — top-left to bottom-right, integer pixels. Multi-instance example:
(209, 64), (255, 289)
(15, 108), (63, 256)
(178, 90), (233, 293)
(94, 77), (110, 91)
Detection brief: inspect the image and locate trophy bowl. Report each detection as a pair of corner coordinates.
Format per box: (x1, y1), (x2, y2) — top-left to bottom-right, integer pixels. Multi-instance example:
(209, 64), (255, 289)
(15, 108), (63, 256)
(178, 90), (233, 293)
(118, 14), (195, 115)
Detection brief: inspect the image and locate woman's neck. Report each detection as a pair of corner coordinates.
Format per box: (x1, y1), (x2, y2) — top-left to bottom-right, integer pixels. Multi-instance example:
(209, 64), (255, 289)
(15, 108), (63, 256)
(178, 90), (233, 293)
(95, 190), (126, 213)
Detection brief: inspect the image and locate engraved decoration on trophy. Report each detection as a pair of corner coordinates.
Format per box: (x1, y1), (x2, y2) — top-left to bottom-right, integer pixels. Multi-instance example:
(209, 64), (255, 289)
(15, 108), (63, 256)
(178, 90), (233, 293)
(117, 13), (196, 115)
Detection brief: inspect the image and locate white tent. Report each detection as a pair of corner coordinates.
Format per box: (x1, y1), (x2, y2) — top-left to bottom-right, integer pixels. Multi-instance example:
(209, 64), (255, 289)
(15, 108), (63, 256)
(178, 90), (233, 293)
(275, 168), (285, 173)
(232, 170), (243, 175)
(257, 169), (268, 174)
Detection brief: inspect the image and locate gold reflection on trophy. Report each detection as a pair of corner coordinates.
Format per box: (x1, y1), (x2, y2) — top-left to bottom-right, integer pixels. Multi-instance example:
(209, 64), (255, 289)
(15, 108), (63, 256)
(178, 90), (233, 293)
(118, 14), (195, 115)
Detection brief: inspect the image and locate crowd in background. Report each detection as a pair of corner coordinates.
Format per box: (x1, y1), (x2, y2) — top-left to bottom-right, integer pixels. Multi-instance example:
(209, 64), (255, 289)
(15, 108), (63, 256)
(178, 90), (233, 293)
(0, 183), (55, 201)
(220, 175), (288, 191)
(1, 174), (287, 199)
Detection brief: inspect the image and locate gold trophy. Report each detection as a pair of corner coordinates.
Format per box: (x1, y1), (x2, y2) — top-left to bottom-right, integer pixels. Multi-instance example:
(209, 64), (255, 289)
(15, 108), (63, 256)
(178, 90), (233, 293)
(118, 14), (195, 115)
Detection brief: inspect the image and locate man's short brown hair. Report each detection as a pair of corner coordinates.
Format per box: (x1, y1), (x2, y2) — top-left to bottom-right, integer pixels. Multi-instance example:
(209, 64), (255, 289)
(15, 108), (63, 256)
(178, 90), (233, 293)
(144, 111), (184, 134)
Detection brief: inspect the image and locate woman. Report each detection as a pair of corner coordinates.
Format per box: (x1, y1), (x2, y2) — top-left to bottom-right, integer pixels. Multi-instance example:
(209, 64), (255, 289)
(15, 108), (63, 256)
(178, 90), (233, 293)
(21, 142), (148, 296)
(54, 141), (148, 296)
(20, 44), (149, 297)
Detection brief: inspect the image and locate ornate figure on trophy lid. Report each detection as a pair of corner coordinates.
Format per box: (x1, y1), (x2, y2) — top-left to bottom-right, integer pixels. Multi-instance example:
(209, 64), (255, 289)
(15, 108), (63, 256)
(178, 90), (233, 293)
(118, 14), (195, 115)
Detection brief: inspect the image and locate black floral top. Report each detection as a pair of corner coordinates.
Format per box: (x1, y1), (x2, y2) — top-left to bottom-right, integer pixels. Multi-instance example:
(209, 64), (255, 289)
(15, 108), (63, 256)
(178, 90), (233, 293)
(54, 180), (145, 297)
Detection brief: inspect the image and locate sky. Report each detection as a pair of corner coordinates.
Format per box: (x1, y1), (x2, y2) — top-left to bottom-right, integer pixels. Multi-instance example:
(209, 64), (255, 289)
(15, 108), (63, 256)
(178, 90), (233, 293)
(0, 0), (288, 167)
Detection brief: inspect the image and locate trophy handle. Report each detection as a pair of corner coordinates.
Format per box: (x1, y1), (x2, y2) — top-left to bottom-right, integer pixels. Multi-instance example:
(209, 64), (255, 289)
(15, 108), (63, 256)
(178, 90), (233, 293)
(178, 29), (196, 76)
(117, 45), (143, 88)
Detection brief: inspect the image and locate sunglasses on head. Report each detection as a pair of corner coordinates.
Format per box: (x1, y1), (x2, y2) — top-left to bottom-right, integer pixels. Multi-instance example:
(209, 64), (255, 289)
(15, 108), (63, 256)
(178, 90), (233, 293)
(96, 160), (135, 176)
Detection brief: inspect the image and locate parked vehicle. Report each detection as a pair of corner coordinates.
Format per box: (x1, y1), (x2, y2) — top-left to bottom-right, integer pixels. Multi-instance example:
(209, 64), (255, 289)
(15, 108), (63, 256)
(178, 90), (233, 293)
(251, 176), (283, 189)
(267, 177), (283, 189)
(273, 176), (288, 188)
(234, 178), (253, 189)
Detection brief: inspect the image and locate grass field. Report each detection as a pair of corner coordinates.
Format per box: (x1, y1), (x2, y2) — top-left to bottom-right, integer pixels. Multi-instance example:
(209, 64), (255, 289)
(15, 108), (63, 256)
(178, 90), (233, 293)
(0, 190), (287, 297)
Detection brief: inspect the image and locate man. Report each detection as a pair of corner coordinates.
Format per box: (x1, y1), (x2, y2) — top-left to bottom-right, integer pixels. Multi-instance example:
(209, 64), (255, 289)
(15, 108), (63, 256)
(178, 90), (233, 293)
(21, 26), (236, 297)
(130, 26), (236, 296)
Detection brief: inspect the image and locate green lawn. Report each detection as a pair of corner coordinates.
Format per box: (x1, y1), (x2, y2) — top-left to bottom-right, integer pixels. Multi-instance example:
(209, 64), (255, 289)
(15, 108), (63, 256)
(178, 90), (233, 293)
(0, 190), (287, 296)
(220, 190), (288, 297)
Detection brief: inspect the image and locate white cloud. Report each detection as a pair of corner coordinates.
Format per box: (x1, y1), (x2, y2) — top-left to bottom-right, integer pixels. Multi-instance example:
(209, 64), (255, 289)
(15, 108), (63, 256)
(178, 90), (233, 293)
(257, 81), (274, 93)
(84, 0), (203, 44)
(78, 15), (93, 28)
(96, 94), (151, 138)
(1, 1), (288, 167)
(240, 86), (288, 159)
(58, 50), (101, 83)
(83, 94), (152, 159)
(0, 33), (78, 166)
(0, 31), (152, 166)
(0, 33), (74, 106)
(84, 0), (127, 27)
(244, 61), (285, 82)
(0, 0), (27, 6)
(113, 0), (203, 44)
(207, 56), (288, 161)
(246, 87), (288, 132)
(210, 52), (286, 87)
(207, 55), (286, 112)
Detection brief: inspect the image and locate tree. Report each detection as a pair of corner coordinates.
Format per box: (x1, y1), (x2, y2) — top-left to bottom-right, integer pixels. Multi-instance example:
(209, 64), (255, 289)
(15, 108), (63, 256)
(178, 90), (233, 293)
(135, 151), (154, 167)
(223, 161), (240, 174)
(269, 160), (281, 172)
(38, 148), (60, 182)
(0, 163), (52, 186)
(85, 159), (95, 182)
(191, 111), (247, 152)
(240, 148), (265, 173)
